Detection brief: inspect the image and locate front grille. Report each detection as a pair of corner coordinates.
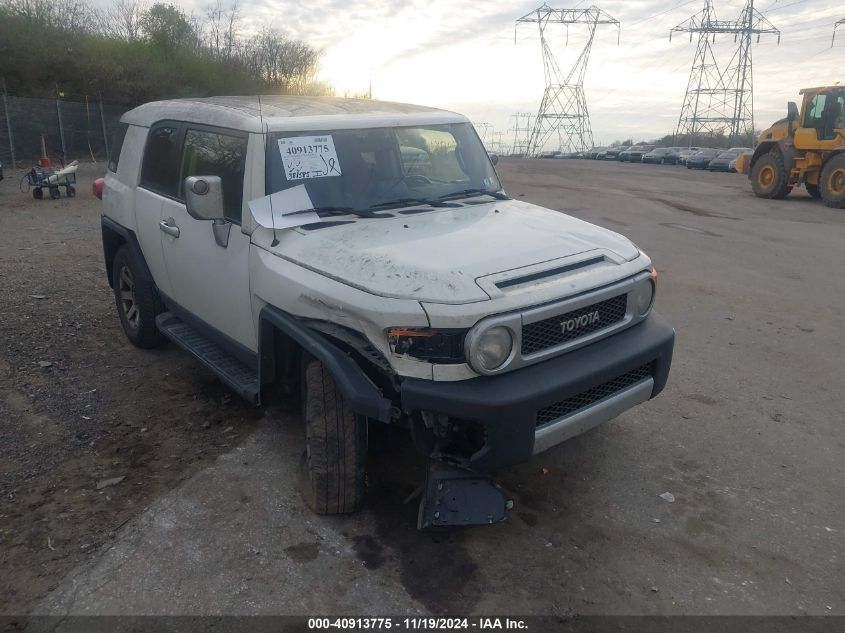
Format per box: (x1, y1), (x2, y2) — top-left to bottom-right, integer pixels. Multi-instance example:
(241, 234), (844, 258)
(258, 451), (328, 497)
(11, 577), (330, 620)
(522, 294), (628, 355)
(536, 363), (653, 427)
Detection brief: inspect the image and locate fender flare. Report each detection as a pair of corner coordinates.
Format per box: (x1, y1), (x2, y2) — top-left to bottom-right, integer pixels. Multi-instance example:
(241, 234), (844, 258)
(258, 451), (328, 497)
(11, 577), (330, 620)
(749, 140), (796, 181)
(821, 147), (845, 171)
(101, 216), (154, 287)
(258, 305), (393, 423)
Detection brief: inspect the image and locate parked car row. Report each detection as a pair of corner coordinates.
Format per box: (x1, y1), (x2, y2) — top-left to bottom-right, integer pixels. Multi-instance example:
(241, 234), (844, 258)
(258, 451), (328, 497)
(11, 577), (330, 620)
(542, 145), (754, 172)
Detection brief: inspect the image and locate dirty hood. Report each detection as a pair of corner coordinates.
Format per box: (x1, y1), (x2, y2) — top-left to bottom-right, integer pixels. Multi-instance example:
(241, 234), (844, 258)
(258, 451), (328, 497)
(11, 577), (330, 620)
(263, 199), (640, 304)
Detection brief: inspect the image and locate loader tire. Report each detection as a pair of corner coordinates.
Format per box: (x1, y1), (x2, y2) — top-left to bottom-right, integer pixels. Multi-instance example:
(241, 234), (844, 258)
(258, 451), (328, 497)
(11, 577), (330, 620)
(751, 152), (791, 200)
(820, 155), (845, 209)
(299, 359), (367, 514)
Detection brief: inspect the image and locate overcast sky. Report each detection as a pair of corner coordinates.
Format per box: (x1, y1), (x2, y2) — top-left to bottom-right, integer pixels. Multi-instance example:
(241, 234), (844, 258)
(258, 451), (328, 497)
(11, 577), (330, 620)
(161, 0), (844, 146)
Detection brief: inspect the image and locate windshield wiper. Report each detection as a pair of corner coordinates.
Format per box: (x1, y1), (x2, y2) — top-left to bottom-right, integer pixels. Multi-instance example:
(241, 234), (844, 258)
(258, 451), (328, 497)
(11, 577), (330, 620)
(293, 206), (391, 219)
(438, 188), (509, 201)
(367, 197), (453, 211)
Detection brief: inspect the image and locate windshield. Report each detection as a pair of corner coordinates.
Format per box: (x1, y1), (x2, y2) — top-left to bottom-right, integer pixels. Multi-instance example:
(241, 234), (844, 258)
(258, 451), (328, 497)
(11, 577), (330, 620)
(266, 123), (501, 212)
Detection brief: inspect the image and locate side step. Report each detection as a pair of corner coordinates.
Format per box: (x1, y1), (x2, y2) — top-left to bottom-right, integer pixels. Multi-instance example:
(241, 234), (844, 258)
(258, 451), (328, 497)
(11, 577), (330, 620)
(156, 312), (260, 404)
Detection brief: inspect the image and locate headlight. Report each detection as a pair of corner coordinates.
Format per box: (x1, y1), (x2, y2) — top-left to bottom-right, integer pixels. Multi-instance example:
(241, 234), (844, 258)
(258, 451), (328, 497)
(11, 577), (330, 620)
(386, 328), (466, 363)
(630, 274), (656, 316)
(468, 326), (514, 372)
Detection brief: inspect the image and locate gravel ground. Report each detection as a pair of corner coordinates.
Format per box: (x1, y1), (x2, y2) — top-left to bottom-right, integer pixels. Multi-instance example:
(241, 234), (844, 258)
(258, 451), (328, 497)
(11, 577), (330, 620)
(0, 164), (262, 613)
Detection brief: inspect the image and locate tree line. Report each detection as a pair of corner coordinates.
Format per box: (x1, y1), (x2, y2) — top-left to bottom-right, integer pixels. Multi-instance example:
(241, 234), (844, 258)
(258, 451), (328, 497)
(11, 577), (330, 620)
(608, 130), (759, 149)
(0, 0), (334, 104)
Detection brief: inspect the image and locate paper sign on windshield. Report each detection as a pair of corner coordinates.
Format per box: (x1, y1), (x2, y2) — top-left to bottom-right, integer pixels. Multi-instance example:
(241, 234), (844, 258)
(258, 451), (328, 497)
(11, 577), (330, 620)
(278, 135), (343, 181)
(248, 185), (320, 230)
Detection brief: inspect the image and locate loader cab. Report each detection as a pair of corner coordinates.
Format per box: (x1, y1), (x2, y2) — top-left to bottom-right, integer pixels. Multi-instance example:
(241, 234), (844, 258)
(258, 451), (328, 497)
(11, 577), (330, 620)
(795, 88), (845, 149)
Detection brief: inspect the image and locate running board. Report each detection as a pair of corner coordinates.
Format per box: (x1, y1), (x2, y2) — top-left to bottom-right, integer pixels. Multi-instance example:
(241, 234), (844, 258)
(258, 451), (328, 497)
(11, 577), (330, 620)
(156, 312), (260, 404)
(418, 460), (511, 529)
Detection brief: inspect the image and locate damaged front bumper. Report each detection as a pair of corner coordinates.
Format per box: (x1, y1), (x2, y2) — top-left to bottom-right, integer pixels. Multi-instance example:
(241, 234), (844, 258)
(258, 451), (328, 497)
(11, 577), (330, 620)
(400, 312), (675, 472)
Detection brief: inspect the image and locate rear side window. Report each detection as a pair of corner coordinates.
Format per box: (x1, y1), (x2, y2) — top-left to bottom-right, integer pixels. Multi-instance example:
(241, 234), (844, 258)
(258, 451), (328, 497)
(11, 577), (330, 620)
(179, 128), (248, 223)
(140, 123), (182, 197)
(107, 123), (128, 173)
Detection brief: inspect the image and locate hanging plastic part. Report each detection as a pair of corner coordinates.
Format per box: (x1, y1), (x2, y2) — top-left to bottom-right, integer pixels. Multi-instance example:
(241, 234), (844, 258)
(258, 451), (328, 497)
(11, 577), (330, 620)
(417, 459), (511, 529)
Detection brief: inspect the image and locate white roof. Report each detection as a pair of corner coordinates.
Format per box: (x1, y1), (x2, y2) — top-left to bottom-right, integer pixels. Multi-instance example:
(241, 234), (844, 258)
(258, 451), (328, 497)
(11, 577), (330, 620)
(121, 96), (468, 132)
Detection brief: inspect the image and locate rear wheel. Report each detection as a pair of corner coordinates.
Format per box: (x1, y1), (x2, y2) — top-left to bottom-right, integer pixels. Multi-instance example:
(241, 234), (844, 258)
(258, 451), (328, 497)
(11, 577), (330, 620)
(806, 183), (822, 199)
(33, 188), (43, 200)
(112, 245), (163, 348)
(300, 359), (367, 514)
(751, 152), (791, 199)
(820, 155), (845, 209)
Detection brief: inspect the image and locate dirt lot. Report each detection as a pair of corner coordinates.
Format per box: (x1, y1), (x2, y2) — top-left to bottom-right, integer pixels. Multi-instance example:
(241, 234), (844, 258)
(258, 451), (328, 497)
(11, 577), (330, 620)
(0, 165), (263, 613)
(1, 159), (844, 616)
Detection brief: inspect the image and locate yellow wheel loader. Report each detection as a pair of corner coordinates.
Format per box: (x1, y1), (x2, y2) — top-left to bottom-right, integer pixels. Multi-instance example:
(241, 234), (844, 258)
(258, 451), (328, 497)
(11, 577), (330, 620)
(738, 86), (845, 208)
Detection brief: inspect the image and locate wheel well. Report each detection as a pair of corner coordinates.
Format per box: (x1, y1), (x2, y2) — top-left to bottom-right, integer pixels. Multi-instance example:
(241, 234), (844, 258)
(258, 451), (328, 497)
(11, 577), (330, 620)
(257, 312), (396, 422)
(750, 140), (780, 169)
(259, 323), (303, 399)
(821, 149), (845, 172)
(101, 225), (127, 288)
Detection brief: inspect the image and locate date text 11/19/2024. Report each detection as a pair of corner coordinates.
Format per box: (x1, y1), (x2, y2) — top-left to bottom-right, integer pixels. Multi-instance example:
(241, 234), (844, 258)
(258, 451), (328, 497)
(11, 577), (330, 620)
(308, 617), (529, 630)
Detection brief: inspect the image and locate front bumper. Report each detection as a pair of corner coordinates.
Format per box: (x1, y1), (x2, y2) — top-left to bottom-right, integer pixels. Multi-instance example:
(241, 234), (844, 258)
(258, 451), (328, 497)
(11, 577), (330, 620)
(400, 312), (674, 472)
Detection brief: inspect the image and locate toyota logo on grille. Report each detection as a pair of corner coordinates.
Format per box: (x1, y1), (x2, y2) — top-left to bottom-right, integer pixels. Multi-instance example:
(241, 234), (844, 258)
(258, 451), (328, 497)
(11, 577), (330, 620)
(561, 310), (600, 333)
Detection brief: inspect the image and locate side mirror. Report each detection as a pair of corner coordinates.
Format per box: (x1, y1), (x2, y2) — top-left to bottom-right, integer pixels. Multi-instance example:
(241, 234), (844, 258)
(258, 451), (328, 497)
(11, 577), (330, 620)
(185, 176), (225, 221)
(490, 154), (499, 166)
(787, 101), (799, 123)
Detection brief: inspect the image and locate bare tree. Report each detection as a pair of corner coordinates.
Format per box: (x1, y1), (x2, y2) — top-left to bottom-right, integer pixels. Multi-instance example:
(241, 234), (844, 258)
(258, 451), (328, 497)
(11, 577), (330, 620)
(4, 0), (92, 32)
(204, 0), (223, 57)
(104, 0), (146, 40)
(223, 0), (239, 60)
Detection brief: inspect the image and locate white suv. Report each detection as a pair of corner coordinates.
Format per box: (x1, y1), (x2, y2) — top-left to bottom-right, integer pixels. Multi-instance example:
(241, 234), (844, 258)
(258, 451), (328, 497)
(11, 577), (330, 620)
(99, 96), (674, 527)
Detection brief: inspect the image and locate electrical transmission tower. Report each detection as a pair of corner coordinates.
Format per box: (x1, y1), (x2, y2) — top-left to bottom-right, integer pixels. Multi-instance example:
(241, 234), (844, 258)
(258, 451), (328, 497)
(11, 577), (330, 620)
(474, 122), (492, 149)
(834, 18), (844, 47)
(516, 4), (620, 156)
(490, 131), (507, 155)
(671, 0), (779, 146)
(509, 112), (534, 156)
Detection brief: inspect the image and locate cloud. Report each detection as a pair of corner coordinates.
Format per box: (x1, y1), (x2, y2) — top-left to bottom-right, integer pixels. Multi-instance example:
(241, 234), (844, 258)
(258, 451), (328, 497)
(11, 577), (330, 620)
(86, 0), (844, 144)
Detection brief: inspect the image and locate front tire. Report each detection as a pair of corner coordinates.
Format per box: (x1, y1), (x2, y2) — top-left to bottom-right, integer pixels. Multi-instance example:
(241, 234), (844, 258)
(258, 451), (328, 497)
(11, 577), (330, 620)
(751, 152), (791, 199)
(300, 359), (367, 514)
(820, 155), (845, 208)
(112, 245), (163, 348)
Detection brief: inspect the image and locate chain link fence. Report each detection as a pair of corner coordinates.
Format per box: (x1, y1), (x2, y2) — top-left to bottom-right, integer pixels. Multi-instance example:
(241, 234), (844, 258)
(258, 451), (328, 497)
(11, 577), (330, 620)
(0, 93), (130, 167)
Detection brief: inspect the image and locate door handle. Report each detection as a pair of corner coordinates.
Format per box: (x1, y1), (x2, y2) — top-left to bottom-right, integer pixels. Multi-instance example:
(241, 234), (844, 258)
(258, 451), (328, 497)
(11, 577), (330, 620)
(159, 218), (180, 238)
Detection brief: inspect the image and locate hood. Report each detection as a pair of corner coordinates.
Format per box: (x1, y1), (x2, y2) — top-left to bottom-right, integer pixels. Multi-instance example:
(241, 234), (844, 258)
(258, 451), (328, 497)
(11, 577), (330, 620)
(262, 199), (640, 304)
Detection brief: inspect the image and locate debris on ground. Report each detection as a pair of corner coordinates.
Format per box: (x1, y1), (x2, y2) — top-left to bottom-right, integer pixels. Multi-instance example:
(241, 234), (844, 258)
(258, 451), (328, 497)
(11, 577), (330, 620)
(96, 476), (126, 490)
(659, 492), (675, 503)
(38, 361), (53, 368)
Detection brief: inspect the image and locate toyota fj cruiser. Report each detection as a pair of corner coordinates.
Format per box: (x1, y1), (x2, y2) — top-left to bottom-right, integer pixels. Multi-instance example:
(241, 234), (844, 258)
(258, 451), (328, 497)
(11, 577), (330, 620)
(100, 96), (674, 528)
